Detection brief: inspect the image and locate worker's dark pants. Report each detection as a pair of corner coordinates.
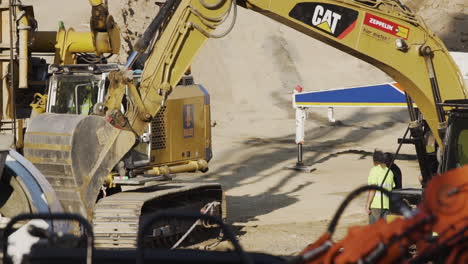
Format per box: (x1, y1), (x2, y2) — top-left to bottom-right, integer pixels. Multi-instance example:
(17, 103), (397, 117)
(369, 209), (388, 224)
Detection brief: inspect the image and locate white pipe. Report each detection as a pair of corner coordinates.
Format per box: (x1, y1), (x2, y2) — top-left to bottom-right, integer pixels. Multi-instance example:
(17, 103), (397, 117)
(295, 107), (306, 144)
(328, 107), (336, 123)
(18, 19), (30, 89)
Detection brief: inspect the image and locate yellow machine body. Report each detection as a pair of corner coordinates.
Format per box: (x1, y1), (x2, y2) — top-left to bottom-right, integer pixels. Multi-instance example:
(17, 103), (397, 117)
(0, 0), (120, 151)
(146, 84), (212, 168)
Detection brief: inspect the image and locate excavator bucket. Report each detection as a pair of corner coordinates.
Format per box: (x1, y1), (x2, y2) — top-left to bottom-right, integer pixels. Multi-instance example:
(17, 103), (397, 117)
(23, 113), (136, 218)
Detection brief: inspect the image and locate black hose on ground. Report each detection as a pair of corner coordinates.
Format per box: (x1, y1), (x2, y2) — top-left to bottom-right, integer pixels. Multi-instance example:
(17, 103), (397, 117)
(327, 185), (393, 235)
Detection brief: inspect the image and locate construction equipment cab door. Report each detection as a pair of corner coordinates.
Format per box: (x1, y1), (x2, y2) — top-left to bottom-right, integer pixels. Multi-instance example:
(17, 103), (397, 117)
(47, 74), (103, 115)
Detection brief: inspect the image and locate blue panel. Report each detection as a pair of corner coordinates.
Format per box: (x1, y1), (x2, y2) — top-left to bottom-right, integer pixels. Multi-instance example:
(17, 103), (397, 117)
(198, 84), (210, 105)
(295, 84), (406, 104)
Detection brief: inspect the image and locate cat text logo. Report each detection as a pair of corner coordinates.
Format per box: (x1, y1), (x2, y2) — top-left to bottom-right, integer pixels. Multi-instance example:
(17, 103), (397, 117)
(311, 5), (342, 34)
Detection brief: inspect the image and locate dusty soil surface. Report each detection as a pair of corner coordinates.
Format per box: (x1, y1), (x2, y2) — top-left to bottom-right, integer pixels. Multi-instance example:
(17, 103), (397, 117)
(24, 0), (467, 256)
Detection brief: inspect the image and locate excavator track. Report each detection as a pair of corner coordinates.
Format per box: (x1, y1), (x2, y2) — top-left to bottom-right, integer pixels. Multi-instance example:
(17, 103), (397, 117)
(93, 182), (225, 248)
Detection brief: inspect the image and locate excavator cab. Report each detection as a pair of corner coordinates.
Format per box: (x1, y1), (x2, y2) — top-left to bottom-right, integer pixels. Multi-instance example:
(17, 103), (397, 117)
(48, 75), (100, 115)
(439, 101), (468, 172)
(44, 65), (156, 172)
(46, 64), (119, 115)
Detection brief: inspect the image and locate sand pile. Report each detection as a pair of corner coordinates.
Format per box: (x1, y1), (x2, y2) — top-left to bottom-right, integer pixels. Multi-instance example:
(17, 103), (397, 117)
(406, 0), (468, 52)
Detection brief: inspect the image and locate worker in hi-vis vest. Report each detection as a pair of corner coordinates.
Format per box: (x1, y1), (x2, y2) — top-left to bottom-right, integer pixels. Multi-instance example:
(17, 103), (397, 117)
(366, 150), (395, 224)
(79, 85), (94, 115)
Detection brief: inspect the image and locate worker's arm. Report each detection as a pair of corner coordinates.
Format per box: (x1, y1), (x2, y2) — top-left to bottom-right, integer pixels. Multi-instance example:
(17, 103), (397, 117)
(366, 190), (376, 214)
(367, 169), (376, 214)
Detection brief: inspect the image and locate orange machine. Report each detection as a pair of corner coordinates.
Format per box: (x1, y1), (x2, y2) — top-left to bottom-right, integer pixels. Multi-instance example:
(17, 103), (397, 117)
(297, 166), (468, 264)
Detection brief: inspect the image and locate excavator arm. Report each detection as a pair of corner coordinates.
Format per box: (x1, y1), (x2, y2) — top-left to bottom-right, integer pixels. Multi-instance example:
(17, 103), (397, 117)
(109, 0), (466, 146)
(51, 0), (120, 64)
(105, 0), (235, 135)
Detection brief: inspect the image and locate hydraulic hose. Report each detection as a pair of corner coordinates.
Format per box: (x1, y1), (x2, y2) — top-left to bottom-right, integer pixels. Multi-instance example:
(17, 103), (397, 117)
(126, 0), (179, 68)
(327, 185), (393, 235)
(190, 0), (237, 39)
(134, 0), (179, 53)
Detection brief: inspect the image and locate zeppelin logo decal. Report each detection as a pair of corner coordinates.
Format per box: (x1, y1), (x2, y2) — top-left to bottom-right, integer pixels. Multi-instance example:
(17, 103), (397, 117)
(364, 13), (409, 39)
(289, 3), (358, 39)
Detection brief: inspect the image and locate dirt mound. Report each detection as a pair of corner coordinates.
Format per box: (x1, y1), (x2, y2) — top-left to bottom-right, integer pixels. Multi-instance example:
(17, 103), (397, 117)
(406, 0), (468, 52)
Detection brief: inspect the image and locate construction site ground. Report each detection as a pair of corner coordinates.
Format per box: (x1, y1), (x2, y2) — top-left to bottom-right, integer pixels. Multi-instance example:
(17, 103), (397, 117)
(24, 0), (468, 256)
(176, 118), (421, 255)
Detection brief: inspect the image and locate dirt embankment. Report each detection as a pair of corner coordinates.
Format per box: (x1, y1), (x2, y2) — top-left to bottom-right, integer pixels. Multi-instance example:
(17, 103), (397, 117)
(406, 0), (468, 52)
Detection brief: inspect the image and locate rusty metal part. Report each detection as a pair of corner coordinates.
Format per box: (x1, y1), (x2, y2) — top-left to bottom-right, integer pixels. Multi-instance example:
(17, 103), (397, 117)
(30, 31), (57, 52)
(107, 109), (132, 131)
(92, 182), (224, 248)
(90, 3), (109, 33)
(23, 113), (135, 218)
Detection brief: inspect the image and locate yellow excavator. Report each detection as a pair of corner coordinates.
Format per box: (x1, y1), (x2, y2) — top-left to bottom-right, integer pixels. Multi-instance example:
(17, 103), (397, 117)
(4, 0), (468, 249)
(0, 0), (222, 248)
(0, 0), (120, 145)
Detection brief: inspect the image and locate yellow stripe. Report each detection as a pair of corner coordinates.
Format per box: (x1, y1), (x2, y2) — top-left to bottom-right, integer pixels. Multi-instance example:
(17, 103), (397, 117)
(26, 131), (72, 137)
(24, 143), (72, 151)
(25, 156), (72, 165)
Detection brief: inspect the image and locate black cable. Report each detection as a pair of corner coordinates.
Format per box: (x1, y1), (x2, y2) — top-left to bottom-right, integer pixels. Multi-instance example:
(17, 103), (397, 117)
(76, 53), (113, 64)
(327, 185), (393, 235)
(137, 212), (254, 264)
(134, 0), (179, 53)
(290, 185), (405, 264)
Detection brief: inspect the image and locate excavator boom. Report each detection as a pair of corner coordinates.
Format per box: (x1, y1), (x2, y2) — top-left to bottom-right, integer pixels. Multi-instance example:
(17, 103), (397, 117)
(115, 0), (466, 184)
(124, 0), (466, 145)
